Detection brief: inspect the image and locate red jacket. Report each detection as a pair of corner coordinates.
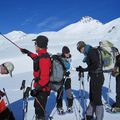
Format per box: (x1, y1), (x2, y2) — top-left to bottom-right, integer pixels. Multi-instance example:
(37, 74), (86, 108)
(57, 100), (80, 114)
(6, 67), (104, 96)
(28, 49), (51, 92)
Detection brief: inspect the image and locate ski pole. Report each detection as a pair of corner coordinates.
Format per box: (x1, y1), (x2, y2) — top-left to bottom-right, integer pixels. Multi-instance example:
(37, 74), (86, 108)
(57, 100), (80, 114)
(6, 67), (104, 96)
(78, 72), (86, 119)
(48, 77), (67, 119)
(3, 88), (15, 120)
(3, 88), (12, 111)
(107, 72), (112, 106)
(20, 80), (26, 120)
(0, 32), (21, 49)
(81, 72), (86, 119)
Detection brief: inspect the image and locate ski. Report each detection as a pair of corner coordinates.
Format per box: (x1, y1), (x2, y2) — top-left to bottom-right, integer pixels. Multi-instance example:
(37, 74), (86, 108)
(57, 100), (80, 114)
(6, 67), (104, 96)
(20, 80), (31, 120)
(105, 107), (120, 114)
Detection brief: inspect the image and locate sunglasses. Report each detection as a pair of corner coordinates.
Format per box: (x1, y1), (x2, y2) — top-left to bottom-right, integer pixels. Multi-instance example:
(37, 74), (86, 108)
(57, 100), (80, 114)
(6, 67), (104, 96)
(34, 42), (37, 45)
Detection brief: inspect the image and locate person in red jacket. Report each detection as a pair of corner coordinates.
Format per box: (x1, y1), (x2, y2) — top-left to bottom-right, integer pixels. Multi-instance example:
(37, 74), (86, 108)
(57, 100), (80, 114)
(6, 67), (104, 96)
(21, 35), (51, 120)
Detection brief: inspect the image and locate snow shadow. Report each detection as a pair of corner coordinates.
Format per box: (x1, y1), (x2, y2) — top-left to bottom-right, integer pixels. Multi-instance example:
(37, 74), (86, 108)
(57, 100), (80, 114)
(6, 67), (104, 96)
(10, 89), (89, 120)
(11, 99), (23, 120)
(102, 86), (115, 106)
(73, 89), (89, 117)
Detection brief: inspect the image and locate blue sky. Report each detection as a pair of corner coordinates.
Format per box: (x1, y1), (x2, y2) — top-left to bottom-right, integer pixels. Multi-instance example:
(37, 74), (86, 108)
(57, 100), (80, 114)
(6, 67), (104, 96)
(0, 0), (120, 34)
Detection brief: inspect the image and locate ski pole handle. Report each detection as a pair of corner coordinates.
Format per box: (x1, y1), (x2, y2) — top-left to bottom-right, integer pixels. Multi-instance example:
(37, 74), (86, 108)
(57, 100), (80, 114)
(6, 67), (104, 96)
(0, 32), (21, 49)
(20, 80), (26, 90)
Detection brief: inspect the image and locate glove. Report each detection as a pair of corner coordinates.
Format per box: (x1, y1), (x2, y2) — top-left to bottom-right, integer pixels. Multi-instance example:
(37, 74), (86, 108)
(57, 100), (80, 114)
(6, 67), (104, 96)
(30, 89), (38, 97)
(76, 66), (84, 72)
(33, 77), (39, 82)
(111, 68), (119, 77)
(20, 48), (30, 54)
(65, 71), (70, 77)
(30, 84), (42, 97)
(35, 84), (42, 91)
(0, 90), (5, 97)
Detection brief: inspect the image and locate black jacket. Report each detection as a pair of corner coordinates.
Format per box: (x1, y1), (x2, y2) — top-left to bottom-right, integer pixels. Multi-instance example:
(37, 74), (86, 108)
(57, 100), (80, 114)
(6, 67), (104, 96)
(85, 48), (103, 74)
(115, 54), (120, 71)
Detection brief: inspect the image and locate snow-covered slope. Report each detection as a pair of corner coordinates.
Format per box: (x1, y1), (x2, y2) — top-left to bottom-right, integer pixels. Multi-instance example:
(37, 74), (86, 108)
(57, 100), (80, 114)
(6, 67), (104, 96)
(0, 16), (120, 120)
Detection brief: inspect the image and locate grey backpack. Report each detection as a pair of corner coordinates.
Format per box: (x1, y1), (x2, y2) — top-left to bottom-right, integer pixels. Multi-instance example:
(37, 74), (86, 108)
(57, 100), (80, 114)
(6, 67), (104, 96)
(50, 55), (66, 92)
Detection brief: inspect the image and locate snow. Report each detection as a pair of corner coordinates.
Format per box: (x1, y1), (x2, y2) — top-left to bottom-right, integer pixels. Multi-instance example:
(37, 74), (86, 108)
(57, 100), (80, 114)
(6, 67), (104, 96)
(0, 16), (120, 120)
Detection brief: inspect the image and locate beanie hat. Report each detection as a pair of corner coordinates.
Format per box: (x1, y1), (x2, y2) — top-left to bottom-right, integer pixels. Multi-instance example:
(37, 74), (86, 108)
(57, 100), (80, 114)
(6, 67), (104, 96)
(32, 35), (48, 48)
(77, 41), (86, 51)
(3, 62), (14, 77)
(62, 46), (70, 54)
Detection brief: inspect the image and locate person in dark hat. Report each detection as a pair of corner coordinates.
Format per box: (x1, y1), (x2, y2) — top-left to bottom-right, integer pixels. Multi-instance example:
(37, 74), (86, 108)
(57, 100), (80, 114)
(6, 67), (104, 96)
(20, 35), (51, 120)
(76, 41), (104, 120)
(56, 46), (73, 114)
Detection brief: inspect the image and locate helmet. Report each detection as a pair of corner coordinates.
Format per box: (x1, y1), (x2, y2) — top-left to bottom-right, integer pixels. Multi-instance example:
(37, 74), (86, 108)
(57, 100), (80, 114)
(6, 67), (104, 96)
(3, 62), (14, 77)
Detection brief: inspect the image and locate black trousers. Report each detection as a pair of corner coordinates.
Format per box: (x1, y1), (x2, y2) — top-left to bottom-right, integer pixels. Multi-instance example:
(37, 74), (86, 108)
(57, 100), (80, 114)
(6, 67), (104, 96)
(56, 78), (73, 108)
(89, 73), (104, 106)
(0, 107), (15, 120)
(34, 91), (49, 119)
(116, 75), (120, 107)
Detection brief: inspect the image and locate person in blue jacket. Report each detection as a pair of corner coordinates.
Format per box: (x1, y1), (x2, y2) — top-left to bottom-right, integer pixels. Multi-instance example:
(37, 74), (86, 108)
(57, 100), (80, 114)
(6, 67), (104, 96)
(56, 46), (73, 114)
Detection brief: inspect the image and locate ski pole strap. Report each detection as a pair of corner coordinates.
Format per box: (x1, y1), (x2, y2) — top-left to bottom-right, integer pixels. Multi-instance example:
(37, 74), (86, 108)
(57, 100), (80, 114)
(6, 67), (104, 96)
(35, 97), (46, 114)
(78, 72), (84, 81)
(24, 87), (31, 99)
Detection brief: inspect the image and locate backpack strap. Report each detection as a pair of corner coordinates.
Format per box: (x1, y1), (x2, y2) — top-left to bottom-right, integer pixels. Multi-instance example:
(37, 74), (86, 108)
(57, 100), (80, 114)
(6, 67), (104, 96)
(33, 53), (50, 82)
(52, 55), (66, 71)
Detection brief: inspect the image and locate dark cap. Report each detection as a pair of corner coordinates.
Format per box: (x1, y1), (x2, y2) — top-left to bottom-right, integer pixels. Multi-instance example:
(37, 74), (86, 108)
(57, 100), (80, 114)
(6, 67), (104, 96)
(32, 35), (48, 48)
(62, 46), (70, 54)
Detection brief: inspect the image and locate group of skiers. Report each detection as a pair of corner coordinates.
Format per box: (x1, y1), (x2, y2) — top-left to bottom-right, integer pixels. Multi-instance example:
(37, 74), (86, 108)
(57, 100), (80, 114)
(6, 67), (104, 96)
(0, 35), (120, 120)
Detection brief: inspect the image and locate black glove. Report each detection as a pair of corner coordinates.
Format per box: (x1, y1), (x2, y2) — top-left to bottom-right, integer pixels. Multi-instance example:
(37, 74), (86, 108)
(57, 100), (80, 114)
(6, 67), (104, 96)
(20, 48), (30, 54)
(30, 89), (38, 97)
(76, 66), (84, 72)
(65, 71), (70, 77)
(30, 84), (42, 97)
(0, 90), (5, 97)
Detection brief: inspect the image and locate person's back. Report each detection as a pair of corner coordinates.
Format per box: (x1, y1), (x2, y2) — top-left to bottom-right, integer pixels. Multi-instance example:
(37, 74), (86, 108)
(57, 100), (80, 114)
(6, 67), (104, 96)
(111, 53), (120, 112)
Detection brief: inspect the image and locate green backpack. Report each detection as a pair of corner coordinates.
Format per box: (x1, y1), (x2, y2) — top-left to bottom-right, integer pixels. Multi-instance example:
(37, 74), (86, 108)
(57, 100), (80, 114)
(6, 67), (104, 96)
(98, 40), (119, 70)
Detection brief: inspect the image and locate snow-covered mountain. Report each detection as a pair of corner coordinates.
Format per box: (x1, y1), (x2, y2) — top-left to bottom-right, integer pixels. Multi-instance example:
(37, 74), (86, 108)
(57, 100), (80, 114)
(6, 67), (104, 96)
(0, 16), (120, 120)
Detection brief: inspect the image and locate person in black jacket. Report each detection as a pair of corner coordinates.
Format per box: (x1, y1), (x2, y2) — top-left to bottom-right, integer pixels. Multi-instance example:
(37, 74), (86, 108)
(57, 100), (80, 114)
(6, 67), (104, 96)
(111, 51), (120, 112)
(76, 41), (104, 120)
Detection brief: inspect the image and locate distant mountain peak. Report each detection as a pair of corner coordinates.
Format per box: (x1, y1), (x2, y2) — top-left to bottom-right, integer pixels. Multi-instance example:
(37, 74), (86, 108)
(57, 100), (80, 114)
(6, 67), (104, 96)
(80, 16), (102, 24)
(6, 31), (26, 36)
(5, 31), (27, 41)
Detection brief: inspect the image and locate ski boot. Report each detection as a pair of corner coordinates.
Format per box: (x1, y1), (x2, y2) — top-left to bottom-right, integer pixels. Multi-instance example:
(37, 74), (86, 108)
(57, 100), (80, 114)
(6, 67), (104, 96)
(67, 106), (73, 113)
(112, 107), (120, 112)
(57, 107), (64, 115)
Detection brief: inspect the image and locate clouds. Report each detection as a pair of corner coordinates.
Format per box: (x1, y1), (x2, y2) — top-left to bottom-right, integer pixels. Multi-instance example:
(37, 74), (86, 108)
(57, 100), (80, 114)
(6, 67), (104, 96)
(37, 17), (67, 31)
